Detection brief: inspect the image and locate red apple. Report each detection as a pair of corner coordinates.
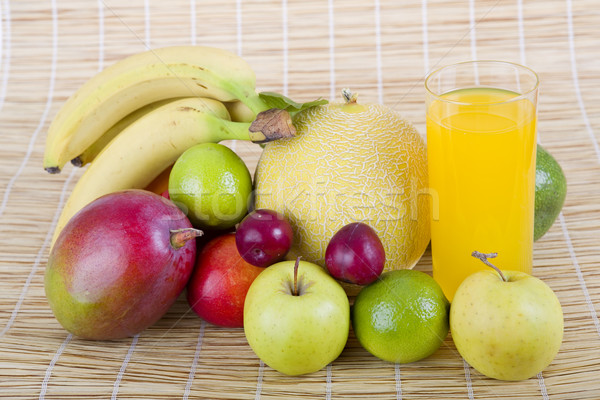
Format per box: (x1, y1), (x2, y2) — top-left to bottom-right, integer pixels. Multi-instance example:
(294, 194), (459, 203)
(187, 233), (263, 327)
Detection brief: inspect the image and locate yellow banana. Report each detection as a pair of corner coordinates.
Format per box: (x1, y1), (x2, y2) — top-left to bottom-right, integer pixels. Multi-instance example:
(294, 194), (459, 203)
(224, 100), (256, 123)
(74, 98), (255, 167)
(50, 97), (287, 247)
(71, 98), (182, 167)
(44, 46), (270, 173)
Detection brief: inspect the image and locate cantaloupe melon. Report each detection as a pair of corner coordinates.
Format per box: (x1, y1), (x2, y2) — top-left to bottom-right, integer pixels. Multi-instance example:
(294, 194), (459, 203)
(254, 96), (430, 271)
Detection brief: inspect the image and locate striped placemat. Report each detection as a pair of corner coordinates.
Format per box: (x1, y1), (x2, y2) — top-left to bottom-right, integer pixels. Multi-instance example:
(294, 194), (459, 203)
(1, 0), (599, 398)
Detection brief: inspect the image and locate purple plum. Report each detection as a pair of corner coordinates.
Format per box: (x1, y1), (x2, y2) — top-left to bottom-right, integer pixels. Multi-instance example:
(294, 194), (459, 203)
(325, 222), (385, 285)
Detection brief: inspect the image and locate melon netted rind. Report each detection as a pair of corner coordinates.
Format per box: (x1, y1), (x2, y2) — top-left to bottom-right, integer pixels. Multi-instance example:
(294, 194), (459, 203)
(254, 103), (430, 271)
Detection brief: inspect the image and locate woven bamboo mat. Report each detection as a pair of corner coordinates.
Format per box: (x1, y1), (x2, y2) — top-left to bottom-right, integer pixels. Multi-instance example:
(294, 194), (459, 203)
(1, 0), (599, 398)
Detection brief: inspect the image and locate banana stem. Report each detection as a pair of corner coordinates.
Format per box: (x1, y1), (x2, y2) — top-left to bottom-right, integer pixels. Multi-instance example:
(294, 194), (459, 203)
(220, 113), (295, 143)
(218, 88), (296, 143)
(218, 119), (254, 140)
(237, 92), (272, 116)
(218, 119), (268, 143)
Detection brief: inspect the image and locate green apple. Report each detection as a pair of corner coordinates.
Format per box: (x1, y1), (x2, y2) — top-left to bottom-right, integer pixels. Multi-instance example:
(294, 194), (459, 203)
(450, 252), (564, 381)
(243, 258), (350, 376)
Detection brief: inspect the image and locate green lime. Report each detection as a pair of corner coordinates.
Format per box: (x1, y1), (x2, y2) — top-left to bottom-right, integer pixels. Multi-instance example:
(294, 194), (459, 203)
(534, 144), (567, 241)
(168, 143), (252, 230)
(352, 270), (449, 364)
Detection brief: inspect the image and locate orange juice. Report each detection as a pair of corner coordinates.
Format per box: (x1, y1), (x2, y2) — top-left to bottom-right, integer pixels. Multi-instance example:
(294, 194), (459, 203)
(426, 87), (537, 301)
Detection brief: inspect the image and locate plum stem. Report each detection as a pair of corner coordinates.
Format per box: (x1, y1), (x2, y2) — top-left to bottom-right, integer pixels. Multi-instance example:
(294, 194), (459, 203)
(471, 251), (507, 282)
(293, 256), (302, 296)
(170, 228), (203, 249)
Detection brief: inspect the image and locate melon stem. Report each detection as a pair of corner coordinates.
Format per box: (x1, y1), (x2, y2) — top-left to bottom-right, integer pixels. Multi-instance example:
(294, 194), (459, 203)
(342, 88), (358, 104)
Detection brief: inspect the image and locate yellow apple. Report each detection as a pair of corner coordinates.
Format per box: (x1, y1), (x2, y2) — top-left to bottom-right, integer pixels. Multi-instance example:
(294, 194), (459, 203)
(450, 252), (564, 381)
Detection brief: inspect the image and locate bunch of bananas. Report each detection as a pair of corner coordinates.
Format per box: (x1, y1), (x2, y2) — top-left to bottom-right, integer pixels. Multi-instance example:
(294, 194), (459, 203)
(44, 46), (299, 247)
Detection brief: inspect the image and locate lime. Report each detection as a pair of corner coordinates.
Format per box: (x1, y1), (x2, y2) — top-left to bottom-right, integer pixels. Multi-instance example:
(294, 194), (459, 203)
(534, 144), (567, 241)
(168, 143), (252, 230)
(352, 270), (449, 363)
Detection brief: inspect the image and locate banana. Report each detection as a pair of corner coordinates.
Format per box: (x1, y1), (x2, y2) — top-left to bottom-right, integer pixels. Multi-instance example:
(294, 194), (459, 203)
(50, 97), (286, 247)
(44, 46), (270, 173)
(74, 99), (257, 167)
(71, 98), (182, 167)
(224, 100), (256, 123)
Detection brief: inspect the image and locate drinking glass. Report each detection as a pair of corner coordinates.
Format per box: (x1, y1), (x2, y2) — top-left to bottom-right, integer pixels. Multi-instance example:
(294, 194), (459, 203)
(425, 60), (539, 301)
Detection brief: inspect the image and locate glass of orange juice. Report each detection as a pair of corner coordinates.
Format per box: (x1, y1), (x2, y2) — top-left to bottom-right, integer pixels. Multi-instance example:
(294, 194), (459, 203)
(425, 61), (539, 301)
